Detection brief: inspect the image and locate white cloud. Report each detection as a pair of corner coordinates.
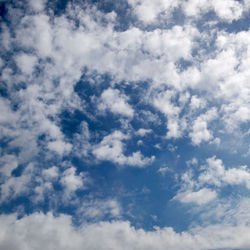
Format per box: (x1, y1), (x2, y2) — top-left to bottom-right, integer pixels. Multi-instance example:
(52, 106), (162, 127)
(176, 156), (250, 206)
(1, 211), (250, 250)
(182, 0), (243, 22)
(98, 88), (134, 118)
(92, 131), (154, 167)
(15, 53), (37, 75)
(2, 3), (250, 246)
(0, 163), (34, 203)
(0, 154), (18, 178)
(128, 0), (179, 24)
(190, 96), (206, 110)
(199, 156), (250, 189)
(153, 90), (182, 139)
(28, 0), (47, 12)
(174, 188), (217, 205)
(47, 140), (72, 156)
(79, 199), (121, 221)
(42, 166), (59, 180)
(0, 24), (11, 51)
(0, 98), (17, 125)
(135, 128), (152, 136)
(189, 108), (217, 145)
(211, 0), (243, 21)
(60, 167), (88, 195)
(16, 14), (53, 58)
(157, 166), (170, 176)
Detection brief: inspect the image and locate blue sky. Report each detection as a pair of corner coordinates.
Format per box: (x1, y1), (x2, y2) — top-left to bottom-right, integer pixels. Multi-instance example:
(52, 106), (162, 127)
(1, 0), (250, 249)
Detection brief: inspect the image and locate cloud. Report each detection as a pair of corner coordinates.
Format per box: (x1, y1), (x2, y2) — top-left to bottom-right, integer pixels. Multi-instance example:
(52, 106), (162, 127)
(0, 163), (34, 203)
(189, 108), (217, 145)
(78, 199), (121, 221)
(92, 131), (154, 167)
(28, 0), (47, 12)
(182, 0), (244, 22)
(42, 166), (59, 180)
(174, 188), (217, 205)
(157, 166), (170, 176)
(0, 211), (250, 250)
(152, 90), (182, 139)
(47, 140), (72, 156)
(1, 1), (250, 248)
(97, 88), (134, 118)
(60, 166), (89, 196)
(128, 0), (179, 24)
(175, 156), (250, 207)
(15, 53), (38, 75)
(199, 156), (250, 189)
(135, 128), (152, 136)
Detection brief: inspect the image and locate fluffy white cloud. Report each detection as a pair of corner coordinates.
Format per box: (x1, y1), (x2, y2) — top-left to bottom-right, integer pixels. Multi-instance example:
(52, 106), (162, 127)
(189, 108), (217, 145)
(98, 88), (134, 118)
(211, 0), (243, 21)
(60, 166), (88, 195)
(128, 0), (179, 24)
(2, 3), (250, 247)
(175, 156), (250, 207)
(174, 188), (217, 205)
(42, 166), (59, 180)
(15, 53), (37, 75)
(0, 211), (250, 250)
(199, 156), (250, 189)
(0, 163), (34, 203)
(189, 96), (206, 110)
(28, 0), (47, 12)
(182, 0), (244, 22)
(47, 140), (72, 156)
(92, 131), (154, 167)
(0, 154), (18, 178)
(153, 90), (182, 139)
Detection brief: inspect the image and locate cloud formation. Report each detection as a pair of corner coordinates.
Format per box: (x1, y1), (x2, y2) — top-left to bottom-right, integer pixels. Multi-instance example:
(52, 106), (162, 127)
(1, 0), (250, 249)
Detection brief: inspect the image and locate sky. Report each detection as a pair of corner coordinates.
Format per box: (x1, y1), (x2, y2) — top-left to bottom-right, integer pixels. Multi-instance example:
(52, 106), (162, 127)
(1, 0), (250, 249)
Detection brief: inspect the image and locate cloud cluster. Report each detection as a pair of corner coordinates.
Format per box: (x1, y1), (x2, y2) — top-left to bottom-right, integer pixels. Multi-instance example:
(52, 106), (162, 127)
(174, 156), (250, 205)
(0, 211), (250, 250)
(92, 131), (155, 167)
(1, 0), (250, 248)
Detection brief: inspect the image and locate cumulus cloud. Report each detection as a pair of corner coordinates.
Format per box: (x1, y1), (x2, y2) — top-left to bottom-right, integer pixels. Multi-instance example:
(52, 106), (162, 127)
(2, 1), (250, 248)
(60, 166), (88, 196)
(199, 156), (250, 189)
(182, 0), (244, 22)
(92, 131), (154, 167)
(189, 108), (217, 145)
(174, 188), (217, 205)
(128, 0), (179, 24)
(0, 211), (250, 250)
(175, 156), (250, 207)
(0, 163), (34, 203)
(28, 0), (47, 12)
(15, 53), (37, 75)
(47, 140), (72, 156)
(97, 88), (134, 118)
